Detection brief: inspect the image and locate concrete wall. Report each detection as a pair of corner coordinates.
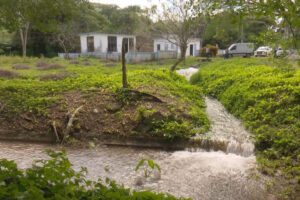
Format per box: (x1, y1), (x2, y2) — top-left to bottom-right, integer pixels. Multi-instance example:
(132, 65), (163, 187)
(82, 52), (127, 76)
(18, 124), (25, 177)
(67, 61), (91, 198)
(59, 51), (177, 63)
(80, 33), (136, 54)
(157, 51), (177, 59)
(127, 51), (177, 63)
(127, 52), (157, 63)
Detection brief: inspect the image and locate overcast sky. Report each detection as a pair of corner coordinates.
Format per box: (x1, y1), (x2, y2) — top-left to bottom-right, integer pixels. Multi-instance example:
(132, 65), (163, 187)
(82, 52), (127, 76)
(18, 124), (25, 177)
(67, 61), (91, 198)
(89, 0), (161, 9)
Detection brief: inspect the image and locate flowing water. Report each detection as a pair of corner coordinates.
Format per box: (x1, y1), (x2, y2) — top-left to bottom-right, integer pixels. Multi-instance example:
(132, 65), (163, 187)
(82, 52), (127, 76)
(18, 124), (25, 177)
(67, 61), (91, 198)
(0, 67), (274, 200)
(177, 67), (254, 157)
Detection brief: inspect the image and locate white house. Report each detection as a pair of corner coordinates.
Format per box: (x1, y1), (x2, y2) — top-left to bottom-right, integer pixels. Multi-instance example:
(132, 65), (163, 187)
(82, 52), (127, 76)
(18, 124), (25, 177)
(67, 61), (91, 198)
(79, 32), (136, 54)
(153, 38), (201, 57)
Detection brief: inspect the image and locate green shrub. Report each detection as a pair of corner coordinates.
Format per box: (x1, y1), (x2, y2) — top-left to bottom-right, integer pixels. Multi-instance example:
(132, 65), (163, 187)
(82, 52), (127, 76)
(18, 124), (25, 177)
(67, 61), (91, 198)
(191, 58), (300, 179)
(0, 150), (190, 200)
(153, 120), (192, 140)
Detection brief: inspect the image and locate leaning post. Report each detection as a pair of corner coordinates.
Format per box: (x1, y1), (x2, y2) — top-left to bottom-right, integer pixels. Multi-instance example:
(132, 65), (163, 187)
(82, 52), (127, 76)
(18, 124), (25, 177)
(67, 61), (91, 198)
(122, 38), (128, 88)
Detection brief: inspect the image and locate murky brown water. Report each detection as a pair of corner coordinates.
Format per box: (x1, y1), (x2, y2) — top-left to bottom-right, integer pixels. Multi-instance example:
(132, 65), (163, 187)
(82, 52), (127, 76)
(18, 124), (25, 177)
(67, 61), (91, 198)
(0, 68), (274, 200)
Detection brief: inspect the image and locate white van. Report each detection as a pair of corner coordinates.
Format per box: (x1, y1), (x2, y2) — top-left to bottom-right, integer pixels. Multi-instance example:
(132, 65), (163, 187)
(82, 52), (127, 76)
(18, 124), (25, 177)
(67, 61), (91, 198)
(227, 43), (254, 57)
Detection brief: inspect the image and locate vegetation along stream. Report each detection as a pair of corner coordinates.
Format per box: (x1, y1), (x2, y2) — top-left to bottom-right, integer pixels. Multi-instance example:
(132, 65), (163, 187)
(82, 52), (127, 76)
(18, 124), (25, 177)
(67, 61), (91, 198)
(0, 67), (274, 200)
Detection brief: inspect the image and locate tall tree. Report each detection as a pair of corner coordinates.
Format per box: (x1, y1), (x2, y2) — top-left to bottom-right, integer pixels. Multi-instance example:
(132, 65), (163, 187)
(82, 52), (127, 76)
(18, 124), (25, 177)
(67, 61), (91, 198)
(254, 0), (300, 49)
(203, 11), (273, 48)
(0, 0), (87, 57)
(155, 0), (200, 71)
(198, 0), (300, 49)
(94, 4), (146, 34)
(155, 0), (212, 71)
(52, 2), (108, 58)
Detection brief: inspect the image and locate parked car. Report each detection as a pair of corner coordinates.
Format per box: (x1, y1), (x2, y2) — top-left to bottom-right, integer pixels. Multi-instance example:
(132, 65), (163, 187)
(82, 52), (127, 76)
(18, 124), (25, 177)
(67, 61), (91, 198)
(227, 43), (254, 57)
(254, 46), (272, 57)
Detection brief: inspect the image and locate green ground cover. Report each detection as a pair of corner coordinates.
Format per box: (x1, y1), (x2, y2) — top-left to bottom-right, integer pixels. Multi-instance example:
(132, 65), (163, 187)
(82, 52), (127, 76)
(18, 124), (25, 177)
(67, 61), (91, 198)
(190, 58), (300, 184)
(0, 56), (208, 140)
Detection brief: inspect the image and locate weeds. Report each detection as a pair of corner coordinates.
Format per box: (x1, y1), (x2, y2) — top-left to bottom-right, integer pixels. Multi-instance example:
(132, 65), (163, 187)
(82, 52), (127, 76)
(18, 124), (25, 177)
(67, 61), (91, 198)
(135, 159), (161, 178)
(191, 58), (300, 182)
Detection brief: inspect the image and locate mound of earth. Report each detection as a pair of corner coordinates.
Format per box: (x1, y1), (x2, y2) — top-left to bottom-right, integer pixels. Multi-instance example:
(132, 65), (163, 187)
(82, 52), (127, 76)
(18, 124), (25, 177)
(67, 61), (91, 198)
(0, 89), (201, 146)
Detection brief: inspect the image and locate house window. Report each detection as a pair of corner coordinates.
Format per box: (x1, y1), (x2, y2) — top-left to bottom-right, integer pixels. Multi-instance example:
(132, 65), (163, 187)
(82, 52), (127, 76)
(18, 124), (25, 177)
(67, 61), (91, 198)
(87, 36), (94, 52)
(157, 44), (161, 51)
(171, 44), (174, 49)
(108, 36), (117, 52)
(165, 43), (168, 51)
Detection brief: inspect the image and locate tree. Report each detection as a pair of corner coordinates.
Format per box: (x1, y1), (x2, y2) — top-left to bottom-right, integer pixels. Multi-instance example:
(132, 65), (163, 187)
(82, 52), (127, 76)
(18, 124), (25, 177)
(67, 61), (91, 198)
(52, 2), (108, 58)
(93, 4), (146, 34)
(202, 11), (273, 48)
(0, 0), (87, 57)
(199, 0), (300, 49)
(155, 0), (196, 71)
(254, 0), (300, 49)
(155, 0), (211, 71)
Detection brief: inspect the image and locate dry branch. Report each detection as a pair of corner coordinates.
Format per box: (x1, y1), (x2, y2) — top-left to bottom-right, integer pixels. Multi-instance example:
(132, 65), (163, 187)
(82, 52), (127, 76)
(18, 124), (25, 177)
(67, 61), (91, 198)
(62, 105), (83, 144)
(52, 121), (60, 143)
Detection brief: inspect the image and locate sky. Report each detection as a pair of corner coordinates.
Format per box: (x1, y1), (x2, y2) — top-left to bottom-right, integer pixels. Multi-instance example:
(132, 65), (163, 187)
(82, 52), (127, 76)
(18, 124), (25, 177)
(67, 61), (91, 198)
(89, 0), (161, 9)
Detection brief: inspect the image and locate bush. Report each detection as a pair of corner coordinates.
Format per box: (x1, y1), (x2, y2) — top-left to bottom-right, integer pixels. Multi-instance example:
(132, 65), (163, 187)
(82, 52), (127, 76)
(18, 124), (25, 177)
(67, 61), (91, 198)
(0, 150), (189, 200)
(191, 58), (300, 180)
(200, 45), (219, 57)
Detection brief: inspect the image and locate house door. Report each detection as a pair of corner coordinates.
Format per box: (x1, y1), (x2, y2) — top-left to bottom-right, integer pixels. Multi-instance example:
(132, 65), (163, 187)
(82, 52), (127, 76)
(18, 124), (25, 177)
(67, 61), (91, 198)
(108, 36), (117, 52)
(157, 44), (160, 51)
(87, 36), (94, 52)
(190, 44), (193, 56)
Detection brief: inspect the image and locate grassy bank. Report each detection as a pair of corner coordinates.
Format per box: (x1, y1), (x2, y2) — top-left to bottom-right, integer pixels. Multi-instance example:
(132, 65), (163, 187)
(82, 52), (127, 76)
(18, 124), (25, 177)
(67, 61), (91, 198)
(190, 58), (300, 196)
(0, 56), (209, 142)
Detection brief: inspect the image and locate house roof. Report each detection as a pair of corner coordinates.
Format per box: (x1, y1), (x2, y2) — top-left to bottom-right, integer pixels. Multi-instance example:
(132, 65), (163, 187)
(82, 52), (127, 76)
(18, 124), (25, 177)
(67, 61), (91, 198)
(79, 32), (136, 37)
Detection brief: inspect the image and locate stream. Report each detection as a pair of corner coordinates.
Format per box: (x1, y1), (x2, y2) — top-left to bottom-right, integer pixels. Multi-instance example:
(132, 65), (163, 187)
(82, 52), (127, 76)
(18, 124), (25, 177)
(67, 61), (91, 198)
(0, 68), (274, 200)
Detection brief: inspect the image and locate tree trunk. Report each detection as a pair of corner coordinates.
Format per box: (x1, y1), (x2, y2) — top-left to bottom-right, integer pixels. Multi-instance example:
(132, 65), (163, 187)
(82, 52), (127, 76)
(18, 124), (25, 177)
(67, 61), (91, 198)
(170, 58), (183, 71)
(122, 39), (128, 88)
(170, 45), (187, 71)
(19, 22), (30, 57)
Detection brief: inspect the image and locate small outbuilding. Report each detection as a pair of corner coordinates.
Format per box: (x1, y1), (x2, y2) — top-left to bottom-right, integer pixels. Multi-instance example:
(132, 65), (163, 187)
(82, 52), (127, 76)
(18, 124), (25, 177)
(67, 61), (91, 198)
(153, 38), (201, 57)
(79, 32), (136, 54)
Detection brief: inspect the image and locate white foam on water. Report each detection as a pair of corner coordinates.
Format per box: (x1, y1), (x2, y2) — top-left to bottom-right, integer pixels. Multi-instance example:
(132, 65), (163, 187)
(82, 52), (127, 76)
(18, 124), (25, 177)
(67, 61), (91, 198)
(176, 67), (199, 81)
